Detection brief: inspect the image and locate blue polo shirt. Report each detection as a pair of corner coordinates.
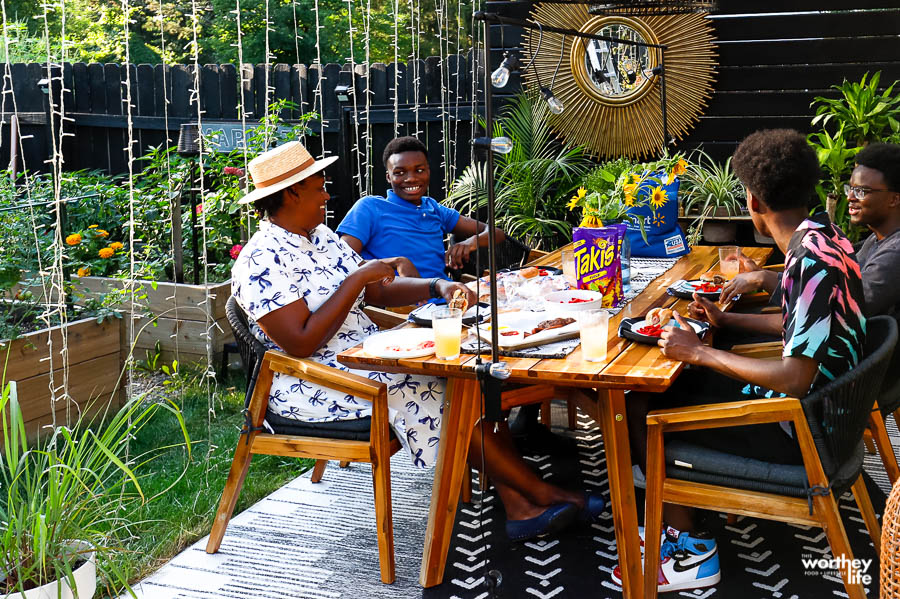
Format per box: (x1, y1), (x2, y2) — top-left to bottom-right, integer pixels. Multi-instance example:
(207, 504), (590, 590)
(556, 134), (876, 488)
(337, 190), (461, 279)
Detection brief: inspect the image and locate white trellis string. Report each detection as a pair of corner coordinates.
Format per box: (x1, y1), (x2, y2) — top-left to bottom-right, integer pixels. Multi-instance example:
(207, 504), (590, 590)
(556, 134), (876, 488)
(392, 0), (400, 137)
(231, 0), (254, 240)
(345, 0), (365, 197)
(409, 0), (421, 137)
(362, 0), (372, 195)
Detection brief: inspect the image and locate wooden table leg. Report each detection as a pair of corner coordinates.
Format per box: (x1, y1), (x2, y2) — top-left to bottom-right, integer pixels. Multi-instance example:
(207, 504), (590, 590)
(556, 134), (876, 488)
(596, 388), (644, 599)
(420, 378), (481, 587)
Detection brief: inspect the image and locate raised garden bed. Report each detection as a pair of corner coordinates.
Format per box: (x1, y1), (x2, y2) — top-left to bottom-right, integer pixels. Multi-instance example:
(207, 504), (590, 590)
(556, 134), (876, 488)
(73, 277), (233, 365)
(3, 316), (123, 439)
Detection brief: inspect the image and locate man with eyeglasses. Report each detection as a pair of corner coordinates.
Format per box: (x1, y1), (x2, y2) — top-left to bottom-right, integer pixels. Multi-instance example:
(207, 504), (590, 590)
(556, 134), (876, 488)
(720, 142), (900, 317)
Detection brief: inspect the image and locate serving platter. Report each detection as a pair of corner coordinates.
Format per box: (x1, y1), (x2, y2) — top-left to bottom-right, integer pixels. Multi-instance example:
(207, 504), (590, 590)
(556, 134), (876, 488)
(408, 301), (489, 327)
(362, 328), (436, 358)
(618, 316), (709, 345)
(472, 310), (581, 350)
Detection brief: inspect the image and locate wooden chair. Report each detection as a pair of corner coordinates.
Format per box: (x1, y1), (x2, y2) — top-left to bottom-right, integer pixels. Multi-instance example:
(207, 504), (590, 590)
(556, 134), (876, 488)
(644, 315), (897, 599)
(207, 297), (406, 583)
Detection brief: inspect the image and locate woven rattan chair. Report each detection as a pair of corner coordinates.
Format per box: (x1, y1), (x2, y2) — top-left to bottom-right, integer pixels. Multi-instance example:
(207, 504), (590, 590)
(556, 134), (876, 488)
(881, 478), (900, 597)
(206, 296), (406, 583)
(644, 315), (897, 599)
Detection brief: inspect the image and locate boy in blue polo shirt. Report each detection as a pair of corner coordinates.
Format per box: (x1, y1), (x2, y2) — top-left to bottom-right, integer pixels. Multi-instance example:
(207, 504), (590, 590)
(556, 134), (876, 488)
(337, 136), (505, 279)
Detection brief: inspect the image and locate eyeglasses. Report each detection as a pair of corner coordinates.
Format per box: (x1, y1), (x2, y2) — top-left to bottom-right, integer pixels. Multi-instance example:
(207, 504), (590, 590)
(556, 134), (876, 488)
(844, 184), (896, 199)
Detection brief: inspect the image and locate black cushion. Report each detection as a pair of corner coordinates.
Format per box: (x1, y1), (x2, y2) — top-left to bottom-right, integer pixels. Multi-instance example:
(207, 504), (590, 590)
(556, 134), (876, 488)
(264, 410), (395, 442)
(664, 439), (864, 498)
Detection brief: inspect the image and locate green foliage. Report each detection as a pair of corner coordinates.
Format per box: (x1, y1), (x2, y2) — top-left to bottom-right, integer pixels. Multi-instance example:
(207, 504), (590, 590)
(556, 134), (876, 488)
(0, 378), (190, 595)
(680, 149), (745, 217)
(2, 0), (472, 65)
(446, 91), (591, 250)
(811, 71), (900, 147)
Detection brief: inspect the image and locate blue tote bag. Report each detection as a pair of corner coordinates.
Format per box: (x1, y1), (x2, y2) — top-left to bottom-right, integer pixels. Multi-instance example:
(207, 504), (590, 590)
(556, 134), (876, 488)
(625, 172), (690, 258)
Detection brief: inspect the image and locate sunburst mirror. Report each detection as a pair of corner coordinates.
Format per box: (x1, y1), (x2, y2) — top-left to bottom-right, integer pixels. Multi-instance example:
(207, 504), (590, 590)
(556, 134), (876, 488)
(523, 5), (717, 158)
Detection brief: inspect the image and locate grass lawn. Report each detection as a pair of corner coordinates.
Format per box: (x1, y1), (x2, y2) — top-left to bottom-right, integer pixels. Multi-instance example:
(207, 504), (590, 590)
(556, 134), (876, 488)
(113, 367), (314, 590)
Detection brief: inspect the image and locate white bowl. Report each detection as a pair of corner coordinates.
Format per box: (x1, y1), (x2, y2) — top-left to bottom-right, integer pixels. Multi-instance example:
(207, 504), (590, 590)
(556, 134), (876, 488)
(543, 289), (606, 311)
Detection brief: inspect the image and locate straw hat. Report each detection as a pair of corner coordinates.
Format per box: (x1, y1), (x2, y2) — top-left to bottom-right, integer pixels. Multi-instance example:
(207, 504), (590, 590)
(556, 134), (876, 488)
(238, 141), (339, 205)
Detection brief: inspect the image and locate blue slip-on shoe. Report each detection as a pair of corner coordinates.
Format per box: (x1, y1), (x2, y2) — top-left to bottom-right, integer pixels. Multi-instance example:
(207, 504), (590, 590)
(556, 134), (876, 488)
(578, 492), (607, 523)
(506, 502), (579, 542)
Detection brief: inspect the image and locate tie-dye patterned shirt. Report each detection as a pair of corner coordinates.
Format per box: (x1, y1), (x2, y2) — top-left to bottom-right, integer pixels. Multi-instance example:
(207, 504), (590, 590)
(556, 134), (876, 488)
(780, 218), (867, 387)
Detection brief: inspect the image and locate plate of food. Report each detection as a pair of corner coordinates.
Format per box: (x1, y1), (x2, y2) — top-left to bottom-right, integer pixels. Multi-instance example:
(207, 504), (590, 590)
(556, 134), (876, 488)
(667, 273), (736, 301)
(408, 300), (490, 327)
(618, 307), (710, 345)
(473, 310), (580, 350)
(542, 289), (605, 312)
(499, 265), (562, 277)
(362, 328), (436, 358)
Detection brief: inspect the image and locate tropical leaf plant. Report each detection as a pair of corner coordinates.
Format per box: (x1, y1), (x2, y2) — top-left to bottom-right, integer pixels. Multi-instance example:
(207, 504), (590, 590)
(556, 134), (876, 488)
(446, 90), (590, 250)
(811, 71), (900, 147)
(807, 126), (864, 241)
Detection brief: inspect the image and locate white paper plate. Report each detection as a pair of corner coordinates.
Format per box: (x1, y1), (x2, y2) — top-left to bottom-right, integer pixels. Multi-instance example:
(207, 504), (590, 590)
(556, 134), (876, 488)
(543, 289), (605, 312)
(362, 328), (436, 359)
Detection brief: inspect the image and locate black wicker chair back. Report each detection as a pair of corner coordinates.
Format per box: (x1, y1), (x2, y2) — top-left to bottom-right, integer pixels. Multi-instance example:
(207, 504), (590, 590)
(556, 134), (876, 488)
(802, 315), (897, 481)
(225, 295), (267, 408)
(878, 315), (900, 417)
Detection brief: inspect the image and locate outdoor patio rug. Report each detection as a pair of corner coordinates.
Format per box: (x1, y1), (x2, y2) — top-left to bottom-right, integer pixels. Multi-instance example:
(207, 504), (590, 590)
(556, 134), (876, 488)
(126, 403), (896, 599)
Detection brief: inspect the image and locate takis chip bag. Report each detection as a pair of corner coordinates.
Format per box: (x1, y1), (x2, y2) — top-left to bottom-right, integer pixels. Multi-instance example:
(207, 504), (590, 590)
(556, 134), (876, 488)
(573, 226), (623, 307)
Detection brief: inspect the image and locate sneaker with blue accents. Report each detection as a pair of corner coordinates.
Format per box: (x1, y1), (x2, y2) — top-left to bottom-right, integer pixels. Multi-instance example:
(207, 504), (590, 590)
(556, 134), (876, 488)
(611, 526), (721, 592)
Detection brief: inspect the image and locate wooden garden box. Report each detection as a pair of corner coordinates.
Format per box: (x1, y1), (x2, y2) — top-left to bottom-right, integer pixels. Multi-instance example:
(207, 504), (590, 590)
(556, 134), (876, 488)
(73, 277), (233, 365)
(2, 316), (124, 439)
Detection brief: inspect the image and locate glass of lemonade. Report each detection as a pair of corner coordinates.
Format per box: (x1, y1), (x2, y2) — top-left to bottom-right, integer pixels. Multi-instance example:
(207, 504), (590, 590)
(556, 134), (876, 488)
(578, 309), (611, 362)
(719, 245), (740, 280)
(433, 307), (463, 360)
(561, 249), (577, 287)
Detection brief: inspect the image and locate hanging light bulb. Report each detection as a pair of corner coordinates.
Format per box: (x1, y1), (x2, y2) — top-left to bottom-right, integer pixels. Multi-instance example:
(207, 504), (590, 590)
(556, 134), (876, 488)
(540, 86), (564, 115)
(474, 136), (514, 154)
(491, 53), (520, 89)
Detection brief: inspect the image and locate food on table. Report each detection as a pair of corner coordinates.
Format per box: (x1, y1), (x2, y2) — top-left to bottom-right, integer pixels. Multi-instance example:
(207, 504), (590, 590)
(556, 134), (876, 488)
(523, 316), (576, 338)
(692, 281), (723, 293)
(700, 272), (726, 286)
(448, 288), (469, 312)
(384, 340), (435, 352)
(519, 266), (540, 279)
(636, 323), (664, 337)
(573, 226), (623, 308)
(646, 307), (673, 326)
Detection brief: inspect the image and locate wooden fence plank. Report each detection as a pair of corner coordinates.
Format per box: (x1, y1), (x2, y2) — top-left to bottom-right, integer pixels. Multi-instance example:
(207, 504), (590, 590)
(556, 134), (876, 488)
(219, 63), (238, 119)
(274, 63), (291, 118)
(201, 64), (221, 119)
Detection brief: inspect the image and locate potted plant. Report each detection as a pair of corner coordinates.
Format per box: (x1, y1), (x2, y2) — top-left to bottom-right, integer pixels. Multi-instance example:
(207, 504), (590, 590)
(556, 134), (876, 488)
(446, 90), (591, 250)
(808, 126), (861, 240)
(0, 379), (190, 598)
(567, 157), (651, 238)
(679, 149), (746, 244)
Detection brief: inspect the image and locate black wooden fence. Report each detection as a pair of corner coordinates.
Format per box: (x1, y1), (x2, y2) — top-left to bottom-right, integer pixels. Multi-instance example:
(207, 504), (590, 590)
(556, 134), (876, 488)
(1, 1), (899, 223)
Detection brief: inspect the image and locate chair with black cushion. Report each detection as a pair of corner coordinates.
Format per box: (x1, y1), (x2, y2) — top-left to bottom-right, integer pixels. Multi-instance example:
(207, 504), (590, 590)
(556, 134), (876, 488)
(448, 234), (541, 281)
(643, 315), (898, 599)
(207, 296), (404, 583)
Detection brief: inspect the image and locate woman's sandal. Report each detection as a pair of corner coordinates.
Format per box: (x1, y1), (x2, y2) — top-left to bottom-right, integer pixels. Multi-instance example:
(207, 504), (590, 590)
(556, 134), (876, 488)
(505, 503), (579, 542)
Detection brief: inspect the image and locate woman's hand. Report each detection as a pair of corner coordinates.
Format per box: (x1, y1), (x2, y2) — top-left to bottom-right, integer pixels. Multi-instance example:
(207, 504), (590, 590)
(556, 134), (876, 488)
(446, 238), (477, 270)
(380, 256), (420, 278)
(687, 292), (727, 328)
(357, 259), (396, 286)
(436, 279), (477, 309)
(658, 311), (704, 363)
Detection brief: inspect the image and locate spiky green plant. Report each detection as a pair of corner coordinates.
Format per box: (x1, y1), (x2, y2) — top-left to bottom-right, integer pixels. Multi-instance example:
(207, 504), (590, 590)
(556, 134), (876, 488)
(446, 90), (591, 250)
(811, 71), (900, 147)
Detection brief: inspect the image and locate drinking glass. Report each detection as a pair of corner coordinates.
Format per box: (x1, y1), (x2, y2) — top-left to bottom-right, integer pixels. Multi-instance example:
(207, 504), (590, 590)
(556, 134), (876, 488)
(433, 307), (463, 360)
(561, 249), (577, 287)
(719, 245), (740, 280)
(578, 309), (611, 363)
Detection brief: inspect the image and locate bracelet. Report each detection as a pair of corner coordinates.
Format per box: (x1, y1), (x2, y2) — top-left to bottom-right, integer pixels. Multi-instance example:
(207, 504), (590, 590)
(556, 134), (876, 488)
(429, 277), (441, 298)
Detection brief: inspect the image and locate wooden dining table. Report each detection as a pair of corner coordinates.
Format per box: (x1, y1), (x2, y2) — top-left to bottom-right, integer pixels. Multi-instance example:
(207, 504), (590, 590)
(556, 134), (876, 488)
(338, 244), (773, 598)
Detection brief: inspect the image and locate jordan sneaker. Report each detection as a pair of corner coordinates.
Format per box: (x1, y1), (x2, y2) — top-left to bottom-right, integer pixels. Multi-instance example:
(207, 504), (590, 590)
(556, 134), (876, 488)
(611, 526), (721, 593)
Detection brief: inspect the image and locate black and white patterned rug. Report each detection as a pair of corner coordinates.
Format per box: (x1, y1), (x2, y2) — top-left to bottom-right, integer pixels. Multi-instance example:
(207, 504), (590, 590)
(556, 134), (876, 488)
(128, 403), (896, 598)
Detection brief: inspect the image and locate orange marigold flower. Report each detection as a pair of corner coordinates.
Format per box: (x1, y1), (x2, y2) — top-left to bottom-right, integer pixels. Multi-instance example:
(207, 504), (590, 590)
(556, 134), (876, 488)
(88, 224), (98, 229)
(96, 229), (109, 238)
(66, 233), (82, 246)
(76, 266), (90, 277)
(98, 247), (115, 259)
(673, 158), (687, 176)
(109, 241), (124, 251)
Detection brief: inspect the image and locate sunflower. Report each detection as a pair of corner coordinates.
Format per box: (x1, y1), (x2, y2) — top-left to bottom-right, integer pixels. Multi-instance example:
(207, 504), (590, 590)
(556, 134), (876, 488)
(579, 213), (603, 228)
(98, 247), (115, 259)
(65, 233), (82, 246)
(649, 186), (669, 210)
(567, 187), (587, 211)
(109, 241), (124, 251)
(76, 266), (90, 277)
(624, 183), (637, 206)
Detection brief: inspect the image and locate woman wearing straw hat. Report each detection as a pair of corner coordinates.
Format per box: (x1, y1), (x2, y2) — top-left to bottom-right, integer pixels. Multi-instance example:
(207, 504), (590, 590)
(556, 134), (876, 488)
(231, 141), (605, 541)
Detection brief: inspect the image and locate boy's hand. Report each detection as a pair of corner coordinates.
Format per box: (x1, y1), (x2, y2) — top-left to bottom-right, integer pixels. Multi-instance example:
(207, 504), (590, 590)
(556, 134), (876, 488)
(658, 311), (703, 363)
